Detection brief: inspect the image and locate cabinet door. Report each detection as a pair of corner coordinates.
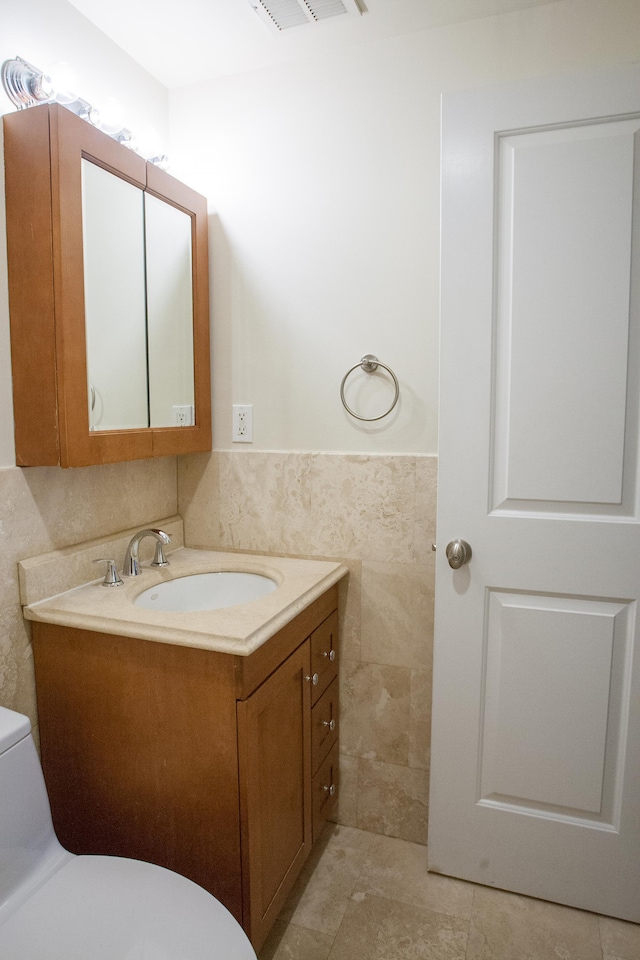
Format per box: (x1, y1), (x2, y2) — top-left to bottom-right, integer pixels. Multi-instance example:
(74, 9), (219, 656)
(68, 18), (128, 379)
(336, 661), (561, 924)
(237, 641), (312, 950)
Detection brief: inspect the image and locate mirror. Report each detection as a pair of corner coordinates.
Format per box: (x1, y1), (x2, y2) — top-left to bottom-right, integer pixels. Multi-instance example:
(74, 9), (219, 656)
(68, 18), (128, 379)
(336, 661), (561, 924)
(145, 193), (195, 428)
(82, 159), (195, 431)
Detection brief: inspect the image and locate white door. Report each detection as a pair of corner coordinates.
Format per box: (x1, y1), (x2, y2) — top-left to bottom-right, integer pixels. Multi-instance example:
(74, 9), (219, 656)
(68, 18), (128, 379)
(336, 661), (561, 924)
(429, 64), (640, 923)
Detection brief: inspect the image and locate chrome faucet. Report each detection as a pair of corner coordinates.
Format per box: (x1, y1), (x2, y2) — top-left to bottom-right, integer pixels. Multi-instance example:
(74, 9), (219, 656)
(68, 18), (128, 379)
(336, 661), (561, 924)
(122, 528), (171, 577)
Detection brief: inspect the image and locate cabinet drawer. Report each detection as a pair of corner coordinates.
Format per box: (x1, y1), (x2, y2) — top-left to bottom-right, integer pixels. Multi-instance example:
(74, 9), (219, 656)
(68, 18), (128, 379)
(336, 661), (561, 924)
(311, 741), (339, 843)
(311, 677), (339, 774)
(309, 610), (338, 705)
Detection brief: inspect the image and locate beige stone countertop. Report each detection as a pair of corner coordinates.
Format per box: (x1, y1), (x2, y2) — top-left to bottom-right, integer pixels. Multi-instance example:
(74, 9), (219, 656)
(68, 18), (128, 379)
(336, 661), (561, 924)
(23, 548), (348, 656)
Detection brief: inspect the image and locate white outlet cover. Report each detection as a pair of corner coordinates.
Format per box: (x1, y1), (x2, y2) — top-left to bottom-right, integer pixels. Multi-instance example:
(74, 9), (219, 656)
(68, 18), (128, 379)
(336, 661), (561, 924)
(232, 404), (253, 442)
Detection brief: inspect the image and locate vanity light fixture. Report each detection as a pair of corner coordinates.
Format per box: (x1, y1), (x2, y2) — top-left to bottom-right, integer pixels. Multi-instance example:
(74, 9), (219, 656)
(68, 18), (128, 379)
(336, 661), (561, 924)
(1, 56), (168, 167)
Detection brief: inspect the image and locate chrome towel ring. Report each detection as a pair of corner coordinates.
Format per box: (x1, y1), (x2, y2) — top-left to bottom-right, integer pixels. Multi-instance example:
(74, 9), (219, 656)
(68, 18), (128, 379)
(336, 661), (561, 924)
(340, 354), (400, 422)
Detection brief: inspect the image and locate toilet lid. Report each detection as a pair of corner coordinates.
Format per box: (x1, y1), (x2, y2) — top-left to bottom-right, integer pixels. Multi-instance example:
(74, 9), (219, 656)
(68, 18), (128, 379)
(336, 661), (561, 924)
(0, 855), (257, 960)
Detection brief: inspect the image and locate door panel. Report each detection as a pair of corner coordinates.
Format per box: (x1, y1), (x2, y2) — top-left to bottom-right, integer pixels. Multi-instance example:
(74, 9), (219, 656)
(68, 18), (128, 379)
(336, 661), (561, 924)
(480, 592), (630, 820)
(493, 120), (640, 510)
(430, 65), (640, 922)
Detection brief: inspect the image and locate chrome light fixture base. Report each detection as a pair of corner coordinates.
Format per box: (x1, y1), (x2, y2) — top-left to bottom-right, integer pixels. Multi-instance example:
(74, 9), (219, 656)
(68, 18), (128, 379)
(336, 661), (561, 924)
(2, 56), (54, 110)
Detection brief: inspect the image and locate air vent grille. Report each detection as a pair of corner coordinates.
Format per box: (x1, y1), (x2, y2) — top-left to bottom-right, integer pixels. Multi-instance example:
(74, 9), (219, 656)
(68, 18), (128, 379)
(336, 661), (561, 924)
(305, 0), (350, 21)
(247, 0), (362, 33)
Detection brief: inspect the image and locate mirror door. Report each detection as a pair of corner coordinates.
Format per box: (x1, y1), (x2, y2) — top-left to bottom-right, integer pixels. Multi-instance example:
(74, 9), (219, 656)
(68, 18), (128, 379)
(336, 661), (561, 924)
(145, 193), (195, 428)
(82, 158), (148, 431)
(82, 160), (197, 432)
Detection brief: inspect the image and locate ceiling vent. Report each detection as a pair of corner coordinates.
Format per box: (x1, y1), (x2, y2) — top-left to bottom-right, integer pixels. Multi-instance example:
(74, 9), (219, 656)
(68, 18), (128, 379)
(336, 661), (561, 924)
(246, 0), (362, 33)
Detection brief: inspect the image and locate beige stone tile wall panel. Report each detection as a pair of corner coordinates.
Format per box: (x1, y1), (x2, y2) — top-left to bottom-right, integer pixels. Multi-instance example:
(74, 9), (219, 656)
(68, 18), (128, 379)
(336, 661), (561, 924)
(357, 758), (428, 844)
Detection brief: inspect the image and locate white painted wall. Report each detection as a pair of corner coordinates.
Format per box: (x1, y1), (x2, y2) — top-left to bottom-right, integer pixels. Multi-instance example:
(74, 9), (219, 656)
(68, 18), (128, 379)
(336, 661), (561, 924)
(169, 0), (640, 455)
(0, 0), (170, 467)
(1, 0), (638, 462)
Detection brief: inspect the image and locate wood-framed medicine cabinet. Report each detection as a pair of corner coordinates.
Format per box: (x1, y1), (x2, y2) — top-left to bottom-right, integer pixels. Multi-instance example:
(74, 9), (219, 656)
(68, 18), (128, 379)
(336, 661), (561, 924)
(3, 102), (211, 467)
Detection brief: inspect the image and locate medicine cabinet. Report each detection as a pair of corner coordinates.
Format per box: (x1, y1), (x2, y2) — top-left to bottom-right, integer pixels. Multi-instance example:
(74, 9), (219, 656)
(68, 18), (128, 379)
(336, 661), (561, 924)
(3, 103), (211, 467)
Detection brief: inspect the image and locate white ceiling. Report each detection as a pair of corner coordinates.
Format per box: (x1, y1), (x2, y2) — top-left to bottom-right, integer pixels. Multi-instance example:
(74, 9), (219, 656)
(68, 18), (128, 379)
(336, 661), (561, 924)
(67, 0), (562, 89)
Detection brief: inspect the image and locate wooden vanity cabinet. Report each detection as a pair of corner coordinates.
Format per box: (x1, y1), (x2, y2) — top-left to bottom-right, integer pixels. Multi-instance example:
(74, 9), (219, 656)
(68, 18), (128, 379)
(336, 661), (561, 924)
(31, 585), (339, 952)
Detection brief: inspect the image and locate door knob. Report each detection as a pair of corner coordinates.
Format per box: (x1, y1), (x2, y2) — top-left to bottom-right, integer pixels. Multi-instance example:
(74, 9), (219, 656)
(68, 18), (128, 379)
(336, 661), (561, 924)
(445, 539), (472, 569)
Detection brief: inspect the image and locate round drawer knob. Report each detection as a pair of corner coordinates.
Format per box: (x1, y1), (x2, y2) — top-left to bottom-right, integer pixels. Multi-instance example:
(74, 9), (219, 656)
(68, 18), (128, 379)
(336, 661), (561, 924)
(322, 650), (336, 661)
(305, 673), (319, 686)
(321, 719), (336, 731)
(323, 783), (336, 797)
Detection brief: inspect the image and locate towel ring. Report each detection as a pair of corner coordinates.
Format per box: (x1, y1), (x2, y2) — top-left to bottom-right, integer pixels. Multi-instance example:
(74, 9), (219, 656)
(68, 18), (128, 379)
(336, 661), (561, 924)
(340, 354), (400, 422)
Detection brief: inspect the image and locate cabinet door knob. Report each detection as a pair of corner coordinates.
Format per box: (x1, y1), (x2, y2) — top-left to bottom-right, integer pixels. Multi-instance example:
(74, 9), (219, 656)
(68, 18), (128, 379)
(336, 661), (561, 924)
(321, 719), (336, 731)
(305, 673), (319, 685)
(323, 783), (336, 796)
(322, 649), (336, 661)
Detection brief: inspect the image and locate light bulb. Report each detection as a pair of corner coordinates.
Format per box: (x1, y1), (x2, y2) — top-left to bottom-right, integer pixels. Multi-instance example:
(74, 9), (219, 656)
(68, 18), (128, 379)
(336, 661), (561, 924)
(135, 127), (165, 161)
(46, 61), (78, 105)
(97, 97), (126, 136)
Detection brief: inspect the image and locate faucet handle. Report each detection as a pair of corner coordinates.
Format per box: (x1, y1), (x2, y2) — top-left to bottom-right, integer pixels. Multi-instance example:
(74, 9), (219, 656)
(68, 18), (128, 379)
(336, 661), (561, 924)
(93, 558), (123, 587)
(152, 540), (170, 567)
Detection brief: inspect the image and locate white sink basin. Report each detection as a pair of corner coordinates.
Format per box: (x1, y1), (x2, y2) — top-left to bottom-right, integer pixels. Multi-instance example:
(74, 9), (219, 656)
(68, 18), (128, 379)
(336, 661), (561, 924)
(134, 572), (277, 613)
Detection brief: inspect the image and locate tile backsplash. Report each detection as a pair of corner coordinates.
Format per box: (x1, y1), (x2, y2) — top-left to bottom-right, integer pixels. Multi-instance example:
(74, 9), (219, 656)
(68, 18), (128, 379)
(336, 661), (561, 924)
(0, 458), (177, 726)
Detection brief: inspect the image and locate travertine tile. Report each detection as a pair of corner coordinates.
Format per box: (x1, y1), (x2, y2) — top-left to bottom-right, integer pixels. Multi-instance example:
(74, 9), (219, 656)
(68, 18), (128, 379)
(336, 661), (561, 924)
(323, 824), (376, 853)
(340, 661), (411, 765)
(355, 834), (474, 920)
(414, 455), (438, 564)
(14, 458), (177, 551)
(328, 893), (468, 959)
(466, 886), (602, 960)
(357, 757), (428, 844)
(286, 830), (369, 937)
(178, 450), (220, 547)
(217, 451), (313, 553)
(0, 602), (27, 707)
(409, 667), (432, 772)
(308, 454), (416, 562)
(337, 560), (361, 662)
(0, 459), (176, 719)
(361, 561), (433, 670)
(599, 916), (640, 959)
(258, 921), (333, 960)
(12, 646), (37, 727)
(334, 754), (358, 828)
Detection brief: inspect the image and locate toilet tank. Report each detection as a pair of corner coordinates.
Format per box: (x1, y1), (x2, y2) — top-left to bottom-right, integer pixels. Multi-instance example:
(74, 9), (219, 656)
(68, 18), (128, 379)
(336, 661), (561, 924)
(0, 707), (71, 919)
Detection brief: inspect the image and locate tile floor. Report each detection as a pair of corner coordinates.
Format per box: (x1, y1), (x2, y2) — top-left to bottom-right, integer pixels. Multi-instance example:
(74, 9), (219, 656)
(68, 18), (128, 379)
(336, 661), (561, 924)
(258, 825), (640, 960)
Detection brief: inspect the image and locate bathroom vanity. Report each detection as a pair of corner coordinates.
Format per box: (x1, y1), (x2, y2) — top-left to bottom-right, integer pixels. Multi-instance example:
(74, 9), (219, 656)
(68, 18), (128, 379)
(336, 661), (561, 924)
(24, 544), (344, 952)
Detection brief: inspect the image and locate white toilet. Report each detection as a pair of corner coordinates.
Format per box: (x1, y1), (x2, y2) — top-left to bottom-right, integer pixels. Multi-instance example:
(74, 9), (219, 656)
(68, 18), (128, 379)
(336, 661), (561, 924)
(0, 705), (257, 959)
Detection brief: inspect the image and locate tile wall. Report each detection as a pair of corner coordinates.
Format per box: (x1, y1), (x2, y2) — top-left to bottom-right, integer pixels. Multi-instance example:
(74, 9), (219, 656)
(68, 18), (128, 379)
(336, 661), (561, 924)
(178, 450), (437, 844)
(0, 458), (177, 728)
(0, 449), (437, 845)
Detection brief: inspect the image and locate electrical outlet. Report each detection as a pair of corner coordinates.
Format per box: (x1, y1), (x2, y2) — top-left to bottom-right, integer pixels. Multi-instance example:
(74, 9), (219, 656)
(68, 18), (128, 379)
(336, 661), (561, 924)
(172, 404), (194, 426)
(232, 404), (253, 442)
